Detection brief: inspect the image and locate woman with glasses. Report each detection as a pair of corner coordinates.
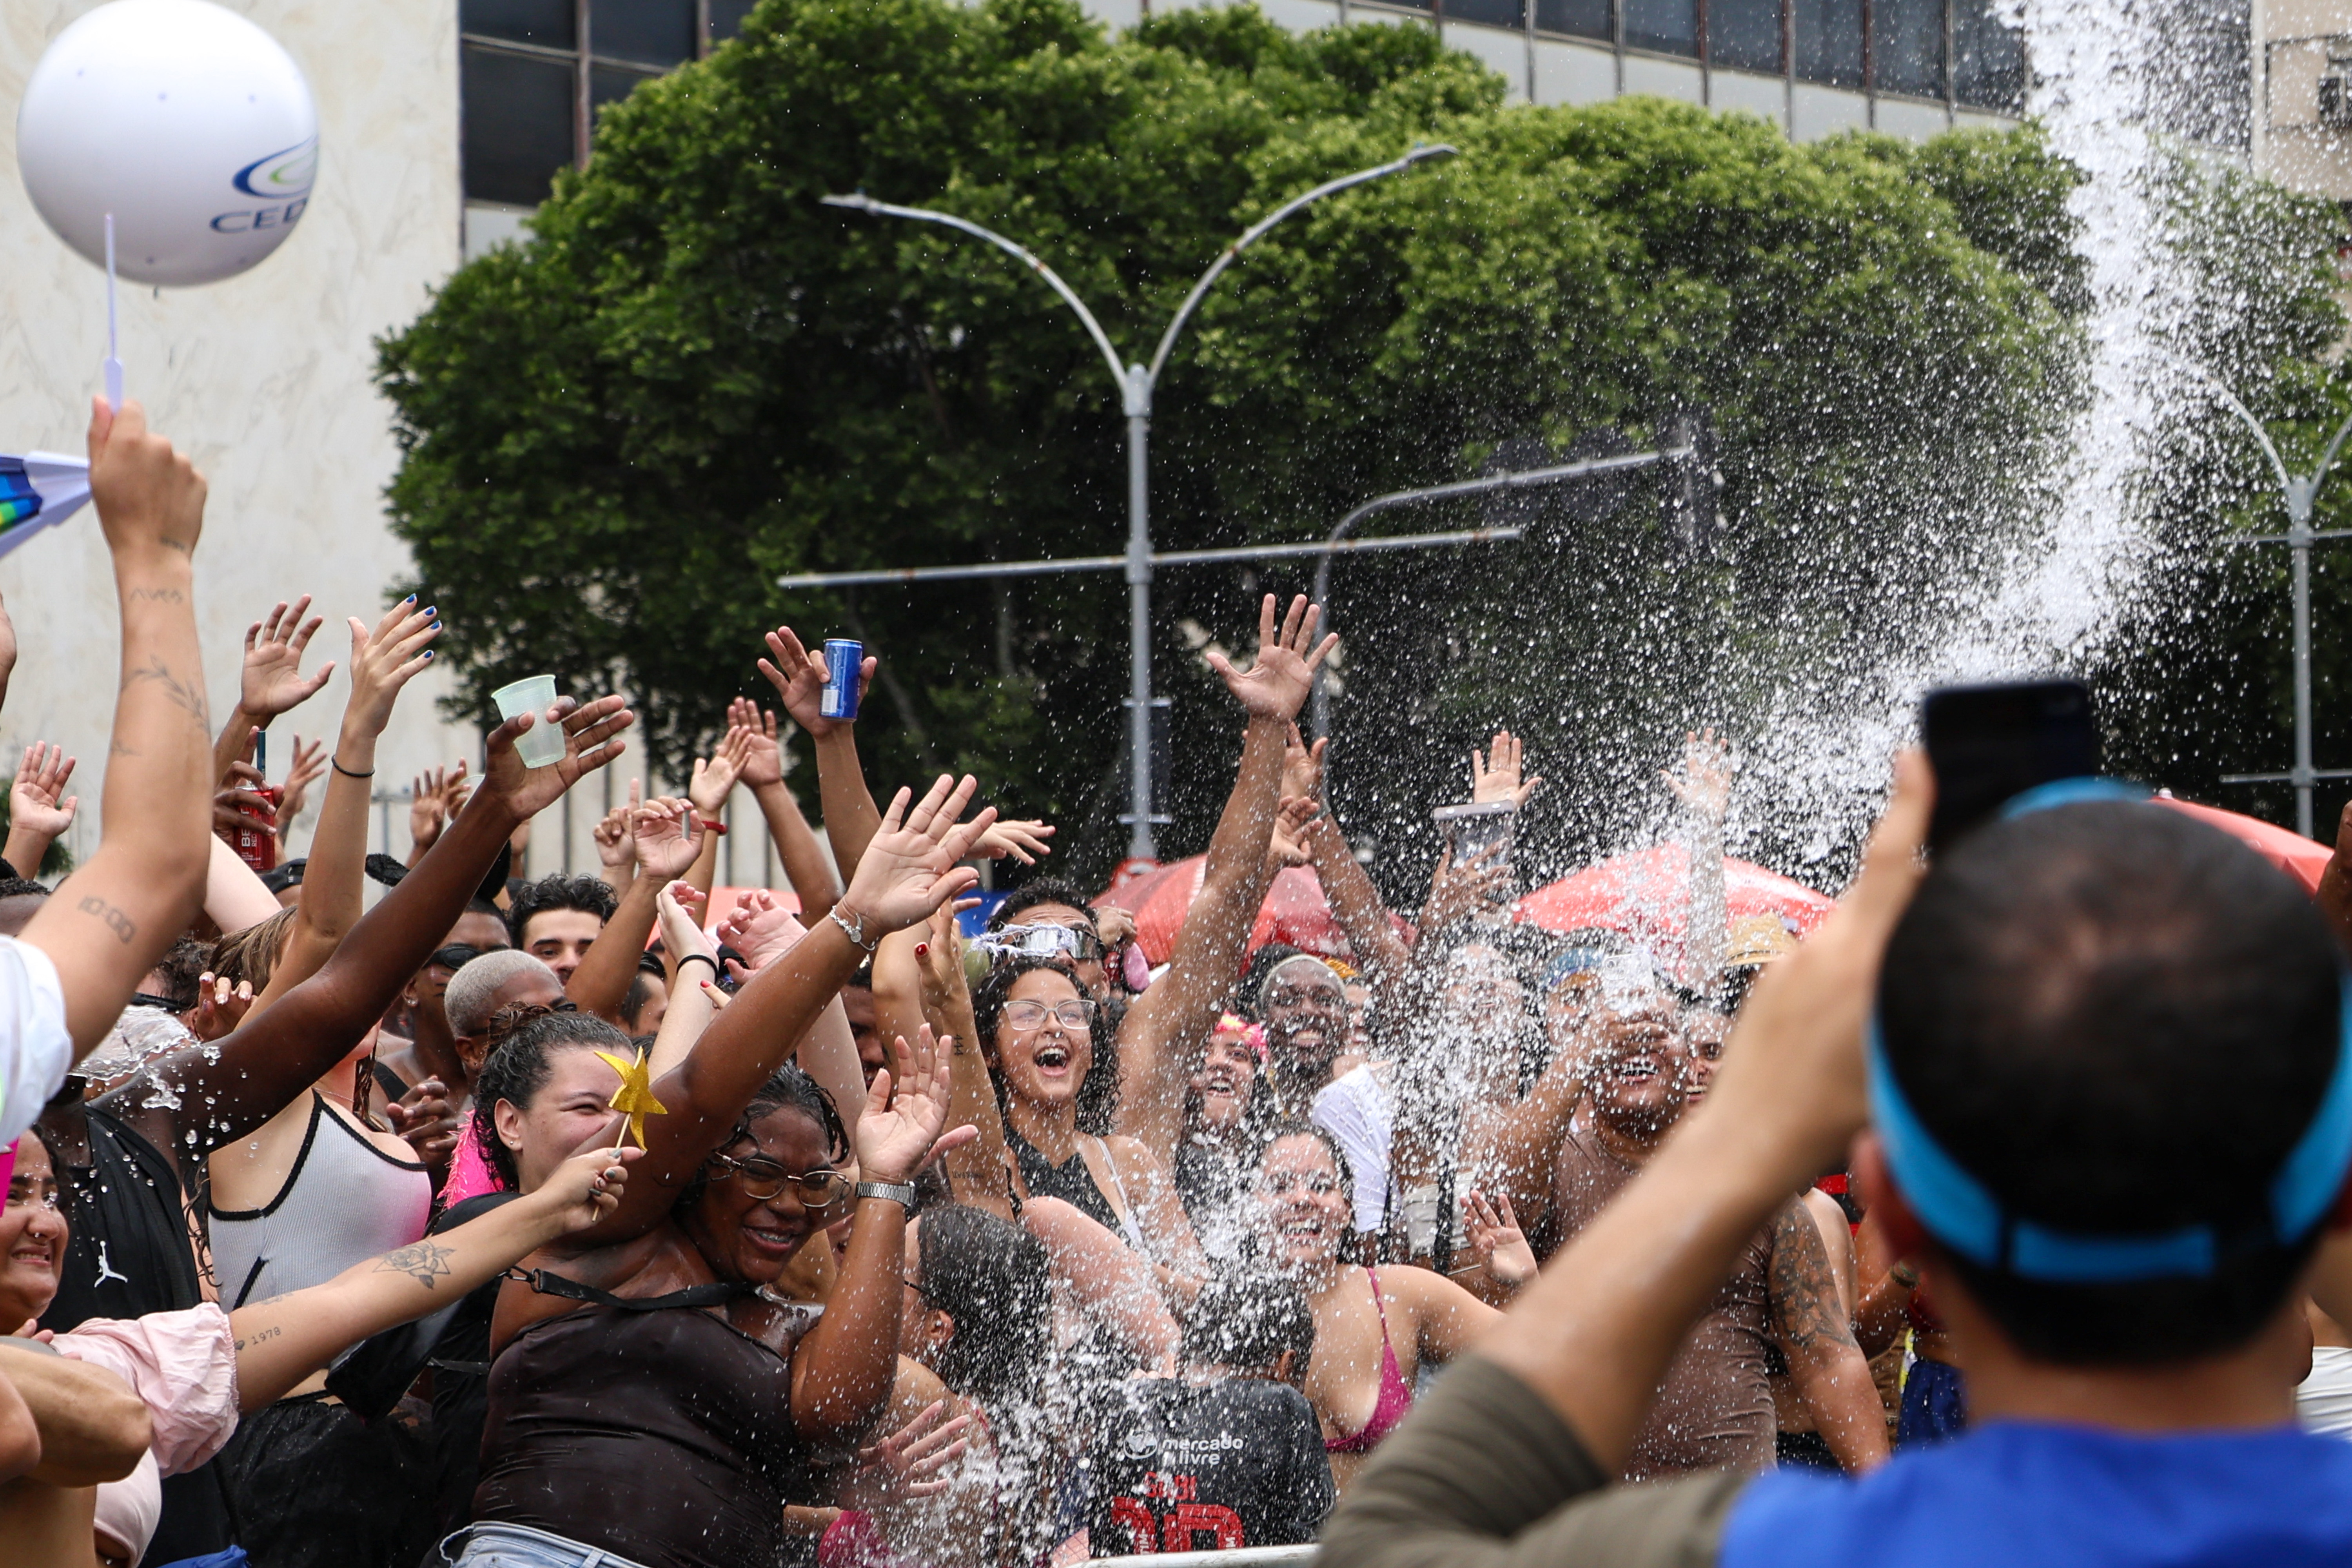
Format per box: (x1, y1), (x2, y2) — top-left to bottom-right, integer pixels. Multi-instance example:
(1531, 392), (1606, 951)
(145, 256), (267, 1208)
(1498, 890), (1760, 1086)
(443, 774), (992, 1568)
(1255, 1123), (1526, 1493)
(968, 955), (1204, 1278)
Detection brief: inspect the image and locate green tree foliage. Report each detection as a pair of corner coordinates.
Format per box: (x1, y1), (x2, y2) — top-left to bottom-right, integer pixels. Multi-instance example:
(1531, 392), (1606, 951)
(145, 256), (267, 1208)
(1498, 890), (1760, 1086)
(379, 0), (2090, 887)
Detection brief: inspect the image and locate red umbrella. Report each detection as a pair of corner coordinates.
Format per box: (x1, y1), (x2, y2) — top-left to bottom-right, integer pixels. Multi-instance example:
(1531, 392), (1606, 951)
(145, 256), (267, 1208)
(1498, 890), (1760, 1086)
(1513, 843), (1835, 958)
(1105, 856), (1359, 967)
(2153, 794), (2332, 893)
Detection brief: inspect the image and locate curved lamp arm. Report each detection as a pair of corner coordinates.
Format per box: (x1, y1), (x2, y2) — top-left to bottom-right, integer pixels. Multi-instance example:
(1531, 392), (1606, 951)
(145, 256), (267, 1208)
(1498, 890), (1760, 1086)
(822, 193), (1131, 394)
(1143, 145), (1459, 387)
(2165, 352), (2297, 500)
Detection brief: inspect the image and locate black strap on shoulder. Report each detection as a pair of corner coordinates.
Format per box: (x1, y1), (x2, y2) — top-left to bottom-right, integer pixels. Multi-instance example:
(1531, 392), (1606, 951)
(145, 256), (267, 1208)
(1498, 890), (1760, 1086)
(511, 1268), (754, 1312)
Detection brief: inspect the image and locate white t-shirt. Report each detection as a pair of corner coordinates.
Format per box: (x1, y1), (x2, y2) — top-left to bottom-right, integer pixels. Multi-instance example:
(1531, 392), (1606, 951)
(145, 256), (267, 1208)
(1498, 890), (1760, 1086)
(2301, 1344), (2352, 1438)
(1311, 1062), (1393, 1235)
(0, 933), (70, 1148)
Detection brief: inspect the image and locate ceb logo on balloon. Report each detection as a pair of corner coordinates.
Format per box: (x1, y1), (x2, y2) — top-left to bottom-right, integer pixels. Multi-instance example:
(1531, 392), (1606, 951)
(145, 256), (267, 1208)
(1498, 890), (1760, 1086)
(16, 0), (320, 288)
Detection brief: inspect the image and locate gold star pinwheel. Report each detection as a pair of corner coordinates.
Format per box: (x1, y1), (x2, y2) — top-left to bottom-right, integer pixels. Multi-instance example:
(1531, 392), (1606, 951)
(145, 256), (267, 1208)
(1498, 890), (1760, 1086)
(594, 1046), (669, 1149)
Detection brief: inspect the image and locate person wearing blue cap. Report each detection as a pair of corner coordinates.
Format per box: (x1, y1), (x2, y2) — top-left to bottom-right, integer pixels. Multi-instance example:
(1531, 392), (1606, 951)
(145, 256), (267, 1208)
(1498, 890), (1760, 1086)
(1321, 754), (2352, 1568)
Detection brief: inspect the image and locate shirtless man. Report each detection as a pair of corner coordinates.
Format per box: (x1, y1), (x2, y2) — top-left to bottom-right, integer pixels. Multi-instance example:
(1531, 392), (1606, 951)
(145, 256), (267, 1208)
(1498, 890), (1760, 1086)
(1544, 984), (1887, 1478)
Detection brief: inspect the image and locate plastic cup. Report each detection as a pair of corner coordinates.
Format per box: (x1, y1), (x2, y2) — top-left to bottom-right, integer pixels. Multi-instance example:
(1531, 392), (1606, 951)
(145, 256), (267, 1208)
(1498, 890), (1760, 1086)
(492, 675), (565, 768)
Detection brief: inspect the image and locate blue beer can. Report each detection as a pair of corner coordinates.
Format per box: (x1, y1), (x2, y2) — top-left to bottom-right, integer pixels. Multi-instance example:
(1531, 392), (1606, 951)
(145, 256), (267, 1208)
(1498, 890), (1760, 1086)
(820, 639), (863, 721)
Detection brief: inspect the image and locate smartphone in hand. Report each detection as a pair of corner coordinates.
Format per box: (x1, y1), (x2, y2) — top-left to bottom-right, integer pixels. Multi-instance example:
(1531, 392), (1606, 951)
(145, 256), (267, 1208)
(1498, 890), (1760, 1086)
(1920, 679), (2100, 854)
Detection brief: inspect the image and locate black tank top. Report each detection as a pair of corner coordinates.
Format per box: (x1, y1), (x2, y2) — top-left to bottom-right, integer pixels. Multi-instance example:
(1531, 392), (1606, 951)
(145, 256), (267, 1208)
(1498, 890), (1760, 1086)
(472, 1299), (813, 1568)
(1007, 1125), (1124, 1237)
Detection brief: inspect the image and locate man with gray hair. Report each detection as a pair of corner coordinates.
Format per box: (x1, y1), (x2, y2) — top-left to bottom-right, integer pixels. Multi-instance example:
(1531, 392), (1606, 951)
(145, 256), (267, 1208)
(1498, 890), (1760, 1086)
(443, 950), (563, 1080)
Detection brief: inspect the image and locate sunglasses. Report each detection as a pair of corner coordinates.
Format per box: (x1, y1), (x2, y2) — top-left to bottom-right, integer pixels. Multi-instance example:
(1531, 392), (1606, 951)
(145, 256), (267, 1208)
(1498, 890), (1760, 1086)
(707, 1152), (854, 1210)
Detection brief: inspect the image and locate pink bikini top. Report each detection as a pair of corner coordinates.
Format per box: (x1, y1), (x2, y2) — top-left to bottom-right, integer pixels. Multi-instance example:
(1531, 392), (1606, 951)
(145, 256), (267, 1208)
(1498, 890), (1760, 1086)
(1325, 1267), (1414, 1454)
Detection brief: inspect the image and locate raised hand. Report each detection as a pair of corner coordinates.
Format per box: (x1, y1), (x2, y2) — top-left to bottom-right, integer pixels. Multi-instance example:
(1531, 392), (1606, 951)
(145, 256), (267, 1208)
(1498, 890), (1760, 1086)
(384, 1076), (460, 1167)
(972, 818), (1055, 866)
(87, 397), (204, 563)
(716, 887), (806, 971)
(1662, 726), (1732, 824)
(1464, 1190), (1537, 1289)
(724, 697), (787, 787)
(408, 766), (451, 857)
(837, 775), (995, 936)
(10, 743), (79, 841)
(1267, 794), (1321, 871)
(1471, 728), (1544, 810)
(436, 760), (473, 820)
(592, 801), (636, 875)
(240, 595), (335, 722)
(478, 693), (633, 824)
(1203, 594), (1338, 723)
(688, 745), (742, 818)
(655, 880), (715, 965)
(1423, 840), (1510, 930)
(189, 972), (255, 1043)
(855, 1024), (977, 1185)
(274, 735), (327, 835)
(342, 601), (440, 739)
(1283, 722), (1327, 802)
(630, 796), (704, 883)
(757, 625), (873, 740)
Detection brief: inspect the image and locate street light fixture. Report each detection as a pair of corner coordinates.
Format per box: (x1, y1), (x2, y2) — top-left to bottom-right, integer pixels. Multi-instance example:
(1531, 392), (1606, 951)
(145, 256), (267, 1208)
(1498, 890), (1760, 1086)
(2173, 357), (2352, 838)
(822, 143), (1457, 858)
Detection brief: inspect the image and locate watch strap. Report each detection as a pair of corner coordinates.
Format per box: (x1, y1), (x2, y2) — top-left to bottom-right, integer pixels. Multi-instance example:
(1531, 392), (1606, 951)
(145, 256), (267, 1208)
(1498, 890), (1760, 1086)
(856, 1180), (916, 1209)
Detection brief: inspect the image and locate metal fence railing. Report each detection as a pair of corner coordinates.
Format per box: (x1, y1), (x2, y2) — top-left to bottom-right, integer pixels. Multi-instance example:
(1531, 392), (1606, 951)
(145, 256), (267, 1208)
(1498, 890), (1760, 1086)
(1089, 1548), (1317, 1568)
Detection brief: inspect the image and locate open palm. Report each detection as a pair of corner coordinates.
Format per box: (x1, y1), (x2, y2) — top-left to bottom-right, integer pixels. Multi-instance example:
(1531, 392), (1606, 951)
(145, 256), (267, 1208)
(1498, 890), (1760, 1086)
(480, 694), (634, 822)
(855, 1024), (975, 1184)
(1204, 594), (1338, 723)
(840, 773), (995, 935)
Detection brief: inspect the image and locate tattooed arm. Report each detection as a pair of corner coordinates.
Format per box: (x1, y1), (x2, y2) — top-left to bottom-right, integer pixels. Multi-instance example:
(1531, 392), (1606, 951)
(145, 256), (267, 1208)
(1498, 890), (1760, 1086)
(20, 401), (215, 1057)
(227, 1143), (637, 1411)
(1767, 1197), (1889, 1474)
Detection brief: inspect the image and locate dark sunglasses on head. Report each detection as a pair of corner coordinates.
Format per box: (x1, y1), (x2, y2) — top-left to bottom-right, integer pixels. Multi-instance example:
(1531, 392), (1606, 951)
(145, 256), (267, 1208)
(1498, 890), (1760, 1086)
(708, 1151), (854, 1210)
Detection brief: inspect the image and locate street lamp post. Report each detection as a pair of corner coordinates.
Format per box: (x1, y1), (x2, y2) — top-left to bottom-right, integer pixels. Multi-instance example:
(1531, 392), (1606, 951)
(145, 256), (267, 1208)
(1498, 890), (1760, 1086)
(823, 144), (1456, 858)
(2174, 358), (2352, 838)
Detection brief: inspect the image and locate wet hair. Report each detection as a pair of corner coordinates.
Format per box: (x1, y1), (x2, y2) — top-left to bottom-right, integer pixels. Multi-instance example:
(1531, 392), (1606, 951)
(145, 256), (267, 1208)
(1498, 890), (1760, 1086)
(915, 1205), (1052, 1404)
(1182, 1270), (1316, 1372)
(1880, 802), (2342, 1366)
(506, 873), (619, 948)
(989, 878), (1100, 934)
(445, 951), (561, 1037)
(472, 1011), (634, 1188)
(970, 955), (1119, 1135)
(209, 907), (299, 993)
(677, 1062), (850, 1214)
(149, 938), (211, 1013)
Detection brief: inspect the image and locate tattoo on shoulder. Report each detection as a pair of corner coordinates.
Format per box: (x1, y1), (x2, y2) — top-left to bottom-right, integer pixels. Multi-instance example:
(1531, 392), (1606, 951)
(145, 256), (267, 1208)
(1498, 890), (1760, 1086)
(1769, 1200), (1858, 1353)
(375, 1240), (456, 1289)
(76, 896), (136, 945)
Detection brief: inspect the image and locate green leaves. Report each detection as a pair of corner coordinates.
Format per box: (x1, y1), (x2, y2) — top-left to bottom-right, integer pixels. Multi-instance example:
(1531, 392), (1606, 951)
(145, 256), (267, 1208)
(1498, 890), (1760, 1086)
(379, 0), (2096, 882)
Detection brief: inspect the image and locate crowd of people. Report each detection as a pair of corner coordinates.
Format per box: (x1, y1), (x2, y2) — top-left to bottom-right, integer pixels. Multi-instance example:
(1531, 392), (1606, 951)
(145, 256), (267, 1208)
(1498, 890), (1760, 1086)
(8, 394), (2352, 1568)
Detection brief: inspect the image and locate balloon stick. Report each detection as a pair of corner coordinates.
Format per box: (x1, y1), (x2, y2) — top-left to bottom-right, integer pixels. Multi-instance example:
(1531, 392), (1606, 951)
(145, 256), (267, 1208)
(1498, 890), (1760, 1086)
(102, 212), (122, 411)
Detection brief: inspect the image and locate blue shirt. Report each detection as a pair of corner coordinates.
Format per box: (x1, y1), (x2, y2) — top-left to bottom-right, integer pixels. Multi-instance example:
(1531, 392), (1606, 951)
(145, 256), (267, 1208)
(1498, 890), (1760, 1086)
(1722, 1421), (2352, 1568)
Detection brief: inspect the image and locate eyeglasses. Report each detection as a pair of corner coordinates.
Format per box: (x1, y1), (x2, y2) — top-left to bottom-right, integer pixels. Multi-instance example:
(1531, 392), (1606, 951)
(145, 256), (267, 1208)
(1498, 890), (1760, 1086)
(1266, 985), (1345, 1011)
(984, 924), (1102, 964)
(707, 1152), (854, 1210)
(1259, 1171), (1340, 1198)
(1001, 998), (1096, 1031)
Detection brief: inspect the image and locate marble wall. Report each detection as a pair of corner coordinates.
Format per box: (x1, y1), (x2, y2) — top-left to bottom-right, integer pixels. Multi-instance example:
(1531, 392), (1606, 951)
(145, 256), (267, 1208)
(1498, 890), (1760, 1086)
(1, 0), (470, 867)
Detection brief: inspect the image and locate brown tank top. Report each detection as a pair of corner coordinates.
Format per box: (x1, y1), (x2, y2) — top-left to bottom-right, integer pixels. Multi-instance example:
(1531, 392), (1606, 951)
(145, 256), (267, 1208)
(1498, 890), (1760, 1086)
(472, 1299), (814, 1568)
(1550, 1127), (1776, 1480)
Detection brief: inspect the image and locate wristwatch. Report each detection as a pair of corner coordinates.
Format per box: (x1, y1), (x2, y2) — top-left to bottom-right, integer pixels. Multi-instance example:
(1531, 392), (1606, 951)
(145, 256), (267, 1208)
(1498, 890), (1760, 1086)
(856, 1180), (916, 1210)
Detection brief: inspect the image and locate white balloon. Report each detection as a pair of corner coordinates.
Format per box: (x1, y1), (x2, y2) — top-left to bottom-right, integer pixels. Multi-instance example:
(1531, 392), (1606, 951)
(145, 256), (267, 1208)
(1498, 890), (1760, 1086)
(16, 0), (319, 288)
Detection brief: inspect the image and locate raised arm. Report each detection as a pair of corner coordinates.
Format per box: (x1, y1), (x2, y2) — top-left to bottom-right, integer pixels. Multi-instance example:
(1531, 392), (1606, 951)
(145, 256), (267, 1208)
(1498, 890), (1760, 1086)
(566, 797), (701, 1022)
(254, 602), (441, 1010)
(876, 905), (1010, 1218)
(2, 745), (77, 880)
(555, 774), (992, 1249)
(1666, 729), (1731, 985)
(209, 595), (335, 792)
(112, 696), (634, 1159)
(228, 1142), (635, 1410)
(1114, 595), (1336, 1155)
(19, 401), (214, 1058)
(761, 626), (883, 884)
(727, 699), (844, 920)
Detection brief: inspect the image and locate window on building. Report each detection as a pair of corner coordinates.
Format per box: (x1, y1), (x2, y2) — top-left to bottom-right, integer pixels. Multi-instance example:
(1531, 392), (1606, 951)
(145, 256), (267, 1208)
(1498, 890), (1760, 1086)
(1535, 0), (1613, 40)
(1447, 0), (1528, 31)
(1952, 0), (2026, 109)
(1792, 0), (1864, 86)
(1626, 0), (1699, 55)
(1873, 0), (1944, 96)
(461, 0), (755, 211)
(1709, 0), (1783, 73)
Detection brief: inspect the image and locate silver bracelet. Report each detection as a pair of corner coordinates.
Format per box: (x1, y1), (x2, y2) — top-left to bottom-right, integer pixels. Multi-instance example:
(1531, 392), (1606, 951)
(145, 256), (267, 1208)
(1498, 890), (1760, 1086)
(828, 906), (879, 952)
(856, 1180), (916, 1210)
